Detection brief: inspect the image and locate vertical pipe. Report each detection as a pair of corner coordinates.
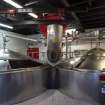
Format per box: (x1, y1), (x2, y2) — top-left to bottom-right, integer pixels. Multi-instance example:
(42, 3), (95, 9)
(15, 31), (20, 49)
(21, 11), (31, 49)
(65, 36), (68, 59)
(90, 37), (93, 49)
(47, 24), (63, 66)
(69, 41), (72, 58)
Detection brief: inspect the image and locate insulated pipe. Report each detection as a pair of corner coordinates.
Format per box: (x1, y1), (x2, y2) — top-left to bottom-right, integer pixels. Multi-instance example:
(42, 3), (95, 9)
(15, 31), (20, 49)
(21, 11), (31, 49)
(47, 24), (63, 66)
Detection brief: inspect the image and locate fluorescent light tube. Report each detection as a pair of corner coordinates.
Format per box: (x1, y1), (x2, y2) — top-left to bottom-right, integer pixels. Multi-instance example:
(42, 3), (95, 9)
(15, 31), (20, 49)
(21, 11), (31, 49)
(3, 0), (23, 8)
(0, 23), (13, 29)
(28, 13), (38, 18)
(4, 0), (38, 18)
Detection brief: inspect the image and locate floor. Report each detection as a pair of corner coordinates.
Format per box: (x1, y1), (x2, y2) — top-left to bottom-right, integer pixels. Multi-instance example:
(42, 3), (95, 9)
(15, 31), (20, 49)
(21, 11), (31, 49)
(16, 90), (101, 105)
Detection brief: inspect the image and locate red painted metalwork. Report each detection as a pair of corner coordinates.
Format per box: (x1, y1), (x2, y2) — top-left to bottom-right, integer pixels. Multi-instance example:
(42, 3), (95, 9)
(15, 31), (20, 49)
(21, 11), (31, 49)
(39, 8), (65, 39)
(39, 24), (47, 38)
(27, 48), (39, 59)
(99, 74), (105, 81)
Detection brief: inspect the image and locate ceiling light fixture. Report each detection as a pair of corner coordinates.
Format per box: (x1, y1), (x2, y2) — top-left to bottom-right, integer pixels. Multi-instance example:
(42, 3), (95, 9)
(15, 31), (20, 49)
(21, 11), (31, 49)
(25, 1), (39, 6)
(3, 0), (38, 18)
(28, 13), (38, 19)
(3, 0), (23, 8)
(0, 23), (13, 29)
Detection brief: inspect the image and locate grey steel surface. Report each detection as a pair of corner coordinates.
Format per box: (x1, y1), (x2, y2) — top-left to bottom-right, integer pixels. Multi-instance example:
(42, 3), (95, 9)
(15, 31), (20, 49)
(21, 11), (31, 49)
(0, 49), (42, 66)
(0, 65), (104, 105)
(0, 60), (10, 71)
(58, 68), (105, 105)
(56, 48), (105, 105)
(0, 49), (46, 105)
(76, 48), (105, 70)
(17, 90), (100, 105)
(0, 67), (47, 105)
(0, 48), (105, 105)
(0, 49), (29, 60)
(0, 49), (42, 71)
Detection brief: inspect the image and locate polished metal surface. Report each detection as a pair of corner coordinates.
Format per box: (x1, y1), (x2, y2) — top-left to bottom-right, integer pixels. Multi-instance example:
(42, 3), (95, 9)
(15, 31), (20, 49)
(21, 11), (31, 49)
(0, 67), (47, 105)
(47, 24), (63, 66)
(17, 90), (99, 105)
(58, 68), (105, 105)
(0, 49), (29, 60)
(0, 49), (47, 105)
(57, 48), (105, 105)
(1, 48), (105, 105)
(44, 67), (60, 89)
(76, 48), (105, 70)
(0, 49), (42, 71)
(0, 60), (10, 71)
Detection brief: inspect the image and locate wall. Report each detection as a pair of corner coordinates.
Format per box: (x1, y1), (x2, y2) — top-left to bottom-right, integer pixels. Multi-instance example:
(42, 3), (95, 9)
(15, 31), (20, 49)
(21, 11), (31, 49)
(0, 29), (27, 55)
(0, 29), (47, 63)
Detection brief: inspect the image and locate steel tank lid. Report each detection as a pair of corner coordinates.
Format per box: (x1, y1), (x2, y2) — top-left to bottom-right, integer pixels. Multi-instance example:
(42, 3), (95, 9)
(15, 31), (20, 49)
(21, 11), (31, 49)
(76, 48), (105, 70)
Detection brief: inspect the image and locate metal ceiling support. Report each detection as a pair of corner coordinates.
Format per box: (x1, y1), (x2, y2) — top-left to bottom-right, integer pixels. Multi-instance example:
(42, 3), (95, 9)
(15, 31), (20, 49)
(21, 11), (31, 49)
(73, 4), (105, 14)
(81, 15), (105, 22)
(61, 0), (83, 29)
(78, 11), (105, 18)
(24, 0), (39, 6)
(68, 0), (94, 7)
(88, 0), (92, 6)
(71, 12), (83, 30)
(13, 20), (39, 26)
(90, 4), (105, 11)
(71, 12), (80, 24)
(82, 18), (105, 25)
(61, 0), (70, 7)
(13, 20), (67, 26)
(71, 1), (89, 7)
(6, 34), (37, 42)
(83, 23), (105, 29)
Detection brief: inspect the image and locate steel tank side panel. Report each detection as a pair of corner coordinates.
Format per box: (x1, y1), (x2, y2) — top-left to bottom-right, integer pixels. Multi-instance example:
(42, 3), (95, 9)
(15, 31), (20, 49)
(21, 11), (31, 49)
(0, 68), (47, 105)
(44, 67), (60, 89)
(58, 69), (105, 105)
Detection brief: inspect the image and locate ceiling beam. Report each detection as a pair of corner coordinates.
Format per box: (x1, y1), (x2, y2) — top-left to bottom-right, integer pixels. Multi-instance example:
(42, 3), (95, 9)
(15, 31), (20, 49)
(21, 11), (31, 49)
(61, 0), (70, 7)
(13, 20), (39, 25)
(72, 4), (105, 14)
(78, 10), (105, 18)
(88, 0), (92, 6)
(82, 20), (105, 26)
(84, 24), (105, 29)
(70, 1), (89, 7)
(81, 15), (105, 22)
(12, 20), (68, 26)
(62, 0), (83, 29)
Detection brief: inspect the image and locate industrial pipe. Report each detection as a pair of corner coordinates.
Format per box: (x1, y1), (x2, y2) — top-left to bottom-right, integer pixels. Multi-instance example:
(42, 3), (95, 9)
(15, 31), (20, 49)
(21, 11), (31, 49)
(47, 24), (63, 66)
